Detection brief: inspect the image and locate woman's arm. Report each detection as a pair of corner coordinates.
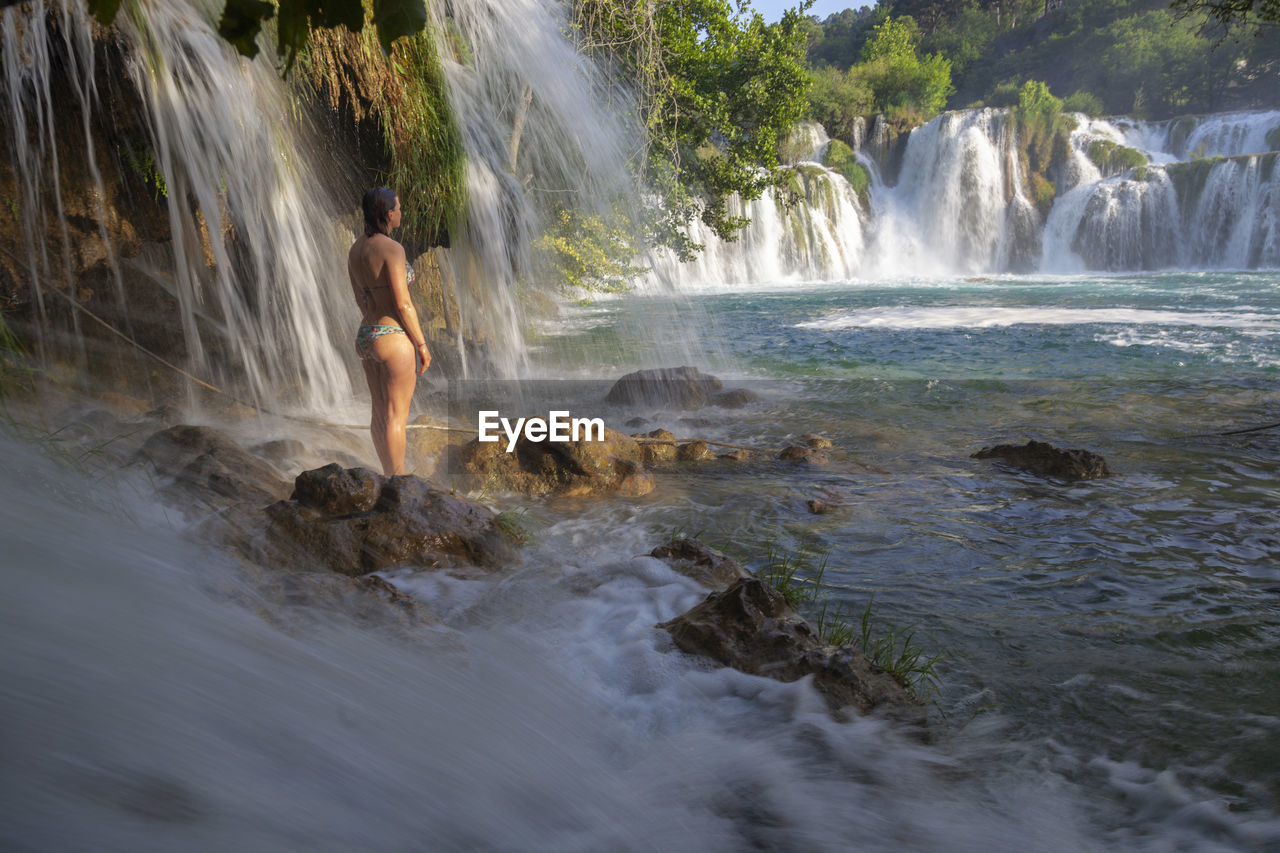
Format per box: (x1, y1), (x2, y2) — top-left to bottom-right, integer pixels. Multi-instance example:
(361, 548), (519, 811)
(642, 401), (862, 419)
(389, 245), (431, 374)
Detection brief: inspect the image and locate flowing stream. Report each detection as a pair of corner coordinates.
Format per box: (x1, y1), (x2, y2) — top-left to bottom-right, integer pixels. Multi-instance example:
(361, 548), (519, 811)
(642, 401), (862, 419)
(1, 1), (1279, 850)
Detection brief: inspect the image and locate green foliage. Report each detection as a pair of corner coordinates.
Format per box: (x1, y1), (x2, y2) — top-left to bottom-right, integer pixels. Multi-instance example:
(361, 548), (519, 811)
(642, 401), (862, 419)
(119, 142), (168, 201)
(533, 208), (650, 297)
(857, 597), (942, 701)
(494, 509), (541, 544)
(807, 66), (874, 144)
(1013, 80), (1070, 176)
(1169, 0), (1280, 33)
(1086, 139), (1148, 175)
(51, 0), (429, 70)
(298, 21), (465, 247)
(574, 0), (814, 246)
(822, 139), (870, 201)
(1062, 89), (1105, 117)
(1029, 172), (1056, 216)
(757, 540), (827, 608)
(852, 16), (954, 116)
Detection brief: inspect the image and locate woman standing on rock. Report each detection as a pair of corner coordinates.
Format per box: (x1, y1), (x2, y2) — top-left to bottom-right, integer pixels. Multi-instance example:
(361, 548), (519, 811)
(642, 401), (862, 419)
(348, 187), (431, 475)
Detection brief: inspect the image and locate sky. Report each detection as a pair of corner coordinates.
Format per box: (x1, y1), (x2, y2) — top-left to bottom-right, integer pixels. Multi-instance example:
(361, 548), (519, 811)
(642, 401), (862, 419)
(748, 0), (861, 23)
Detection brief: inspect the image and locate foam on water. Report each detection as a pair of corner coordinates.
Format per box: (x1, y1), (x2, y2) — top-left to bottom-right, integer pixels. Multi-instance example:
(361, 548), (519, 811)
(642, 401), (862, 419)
(795, 306), (1279, 332)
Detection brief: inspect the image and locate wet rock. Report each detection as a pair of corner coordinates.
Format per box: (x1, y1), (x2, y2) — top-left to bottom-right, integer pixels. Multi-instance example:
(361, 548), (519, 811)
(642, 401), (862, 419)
(807, 499), (832, 514)
(650, 538), (751, 588)
(605, 366), (722, 411)
(633, 428), (678, 466)
(625, 416), (650, 429)
(265, 467), (519, 575)
(972, 439), (1112, 480)
(659, 577), (917, 717)
(457, 425), (653, 497)
(254, 438), (307, 465)
(778, 445), (830, 465)
(136, 424), (290, 511)
(719, 449), (751, 461)
(800, 433), (833, 449)
(712, 389), (759, 409)
(677, 440), (715, 462)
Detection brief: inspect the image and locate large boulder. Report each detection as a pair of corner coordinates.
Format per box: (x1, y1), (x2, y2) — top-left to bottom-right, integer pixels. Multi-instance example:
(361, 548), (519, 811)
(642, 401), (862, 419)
(136, 424), (291, 512)
(457, 425), (654, 497)
(972, 439), (1111, 480)
(605, 366), (722, 411)
(264, 464), (519, 575)
(659, 577), (917, 718)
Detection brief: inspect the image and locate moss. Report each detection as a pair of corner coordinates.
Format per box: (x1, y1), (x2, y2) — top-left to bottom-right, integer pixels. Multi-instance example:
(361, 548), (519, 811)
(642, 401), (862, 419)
(1266, 125), (1280, 153)
(823, 139), (869, 204)
(1087, 139), (1147, 176)
(1168, 116), (1198, 156)
(1259, 152), (1277, 183)
(1029, 172), (1056, 217)
(1167, 156), (1224, 208)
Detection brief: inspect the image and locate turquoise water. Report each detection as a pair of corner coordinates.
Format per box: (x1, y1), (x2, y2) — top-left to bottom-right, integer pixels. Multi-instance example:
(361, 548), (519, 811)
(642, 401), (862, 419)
(539, 271), (1280, 837)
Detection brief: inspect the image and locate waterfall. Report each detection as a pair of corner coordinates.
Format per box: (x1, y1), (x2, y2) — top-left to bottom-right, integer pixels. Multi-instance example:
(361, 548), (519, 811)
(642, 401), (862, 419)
(2, 0), (353, 410)
(432, 0), (647, 375)
(650, 106), (1280, 284)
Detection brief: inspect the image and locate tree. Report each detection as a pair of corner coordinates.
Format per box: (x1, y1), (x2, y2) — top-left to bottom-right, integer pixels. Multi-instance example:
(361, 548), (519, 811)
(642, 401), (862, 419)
(574, 0), (813, 246)
(1169, 0), (1280, 33)
(852, 16), (954, 116)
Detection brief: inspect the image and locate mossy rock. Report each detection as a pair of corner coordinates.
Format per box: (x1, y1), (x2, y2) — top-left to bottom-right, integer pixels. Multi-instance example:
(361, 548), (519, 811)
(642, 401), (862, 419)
(1087, 139), (1147, 176)
(1029, 173), (1056, 217)
(1266, 125), (1280, 153)
(823, 139), (870, 204)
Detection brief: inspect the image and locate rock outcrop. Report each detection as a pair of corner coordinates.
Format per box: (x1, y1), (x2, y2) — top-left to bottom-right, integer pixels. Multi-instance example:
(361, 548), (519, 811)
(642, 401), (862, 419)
(264, 464), (519, 575)
(605, 366), (723, 410)
(972, 439), (1112, 480)
(650, 538), (752, 588)
(659, 577), (918, 718)
(136, 424), (291, 513)
(457, 426), (654, 497)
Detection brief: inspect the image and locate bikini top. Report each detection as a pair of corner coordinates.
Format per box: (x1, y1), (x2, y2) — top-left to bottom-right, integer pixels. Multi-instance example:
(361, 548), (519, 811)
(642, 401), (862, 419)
(362, 262), (414, 298)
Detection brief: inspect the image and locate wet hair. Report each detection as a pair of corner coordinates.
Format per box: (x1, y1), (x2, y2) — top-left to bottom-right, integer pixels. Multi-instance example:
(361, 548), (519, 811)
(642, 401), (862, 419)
(362, 187), (398, 237)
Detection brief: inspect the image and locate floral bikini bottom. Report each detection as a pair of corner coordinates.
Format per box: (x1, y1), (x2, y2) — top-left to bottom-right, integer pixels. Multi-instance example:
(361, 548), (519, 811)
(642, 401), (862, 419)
(355, 323), (406, 360)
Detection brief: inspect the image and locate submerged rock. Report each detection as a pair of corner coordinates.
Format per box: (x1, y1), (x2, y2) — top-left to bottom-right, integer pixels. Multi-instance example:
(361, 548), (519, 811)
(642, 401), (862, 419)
(972, 439), (1111, 480)
(778, 444), (830, 465)
(650, 538), (751, 588)
(605, 366), (722, 410)
(264, 464), (519, 575)
(136, 424), (290, 513)
(659, 577), (917, 718)
(457, 425), (653, 497)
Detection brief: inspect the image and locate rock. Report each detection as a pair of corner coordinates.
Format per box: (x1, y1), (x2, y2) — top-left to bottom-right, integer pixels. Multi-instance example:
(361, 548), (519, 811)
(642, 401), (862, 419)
(650, 538), (751, 588)
(778, 445), (830, 465)
(405, 415), (456, 477)
(800, 433), (833, 449)
(676, 440), (715, 462)
(605, 366), (722, 411)
(456, 425), (653, 497)
(254, 438), (307, 465)
(972, 439), (1111, 480)
(624, 417), (649, 429)
(633, 428), (678, 466)
(136, 424), (291, 512)
(264, 467), (519, 575)
(712, 389), (759, 409)
(659, 577), (917, 717)
(291, 463), (381, 515)
(807, 499), (832, 514)
(719, 449), (751, 462)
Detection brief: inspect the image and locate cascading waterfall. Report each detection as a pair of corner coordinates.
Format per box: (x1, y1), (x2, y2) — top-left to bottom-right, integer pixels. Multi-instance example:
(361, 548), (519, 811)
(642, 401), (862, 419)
(2, 0), (353, 410)
(430, 0), (653, 375)
(655, 107), (1280, 283)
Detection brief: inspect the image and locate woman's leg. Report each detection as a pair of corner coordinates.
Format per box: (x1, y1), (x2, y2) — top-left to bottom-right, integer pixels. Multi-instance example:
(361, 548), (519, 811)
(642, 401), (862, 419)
(367, 333), (417, 475)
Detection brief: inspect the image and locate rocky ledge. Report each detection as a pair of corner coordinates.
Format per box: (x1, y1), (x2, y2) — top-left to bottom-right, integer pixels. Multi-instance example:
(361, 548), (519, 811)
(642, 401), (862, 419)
(972, 439), (1112, 480)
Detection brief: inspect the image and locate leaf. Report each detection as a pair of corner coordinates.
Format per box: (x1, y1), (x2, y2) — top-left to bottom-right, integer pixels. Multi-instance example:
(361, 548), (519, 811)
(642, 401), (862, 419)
(372, 0), (427, 55)
(218, 0), (275, 59)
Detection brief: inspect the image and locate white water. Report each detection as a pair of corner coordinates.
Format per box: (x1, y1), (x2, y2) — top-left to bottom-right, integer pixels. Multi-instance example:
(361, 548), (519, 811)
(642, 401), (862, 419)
(657, 108), (1280, 284)
(795, 305), (1280, 332)
(4, 434), (1241, 851)
(2, 0), (353, 409)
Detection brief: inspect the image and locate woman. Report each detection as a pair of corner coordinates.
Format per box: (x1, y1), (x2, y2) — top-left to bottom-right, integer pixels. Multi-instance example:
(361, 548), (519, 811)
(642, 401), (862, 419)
(348, 187), (431, 475)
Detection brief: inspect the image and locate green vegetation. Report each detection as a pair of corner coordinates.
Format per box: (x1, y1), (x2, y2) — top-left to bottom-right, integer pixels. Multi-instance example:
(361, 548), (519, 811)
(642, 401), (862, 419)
(855, 16), (953, 117)
(1007, 80), (1075, 216)
(754, 541), (942, 701)
(532, 208), (650, 297)
(298, 20), (465, 247)
(573, 0), (812, 248)
(1086, 139), (1148, 175)
(822, 139), (870, 201)
(1062, 90), (1105, 117)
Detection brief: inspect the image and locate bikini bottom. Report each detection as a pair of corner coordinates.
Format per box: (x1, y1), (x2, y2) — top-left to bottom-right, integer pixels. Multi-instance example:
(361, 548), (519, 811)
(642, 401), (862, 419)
(355, 323), (406, 360)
